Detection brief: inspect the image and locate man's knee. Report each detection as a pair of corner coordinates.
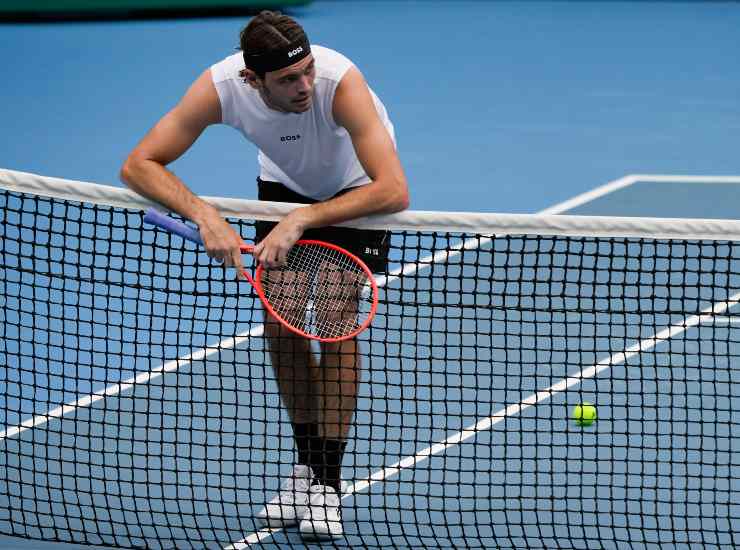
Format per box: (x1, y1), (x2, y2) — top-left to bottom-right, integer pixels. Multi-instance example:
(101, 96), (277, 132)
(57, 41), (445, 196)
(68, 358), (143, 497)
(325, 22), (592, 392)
(264, 315), (289, 336)
(263, 315), (311, 356)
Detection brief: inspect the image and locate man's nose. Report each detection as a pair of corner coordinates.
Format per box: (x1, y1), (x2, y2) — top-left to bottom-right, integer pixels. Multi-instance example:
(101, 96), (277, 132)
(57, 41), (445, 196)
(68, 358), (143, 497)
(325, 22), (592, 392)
(296, 75), (311, 93)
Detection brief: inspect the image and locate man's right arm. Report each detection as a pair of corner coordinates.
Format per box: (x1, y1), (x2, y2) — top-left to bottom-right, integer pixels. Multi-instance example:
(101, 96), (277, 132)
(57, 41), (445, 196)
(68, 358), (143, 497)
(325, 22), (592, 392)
(120, 68), (246, 274)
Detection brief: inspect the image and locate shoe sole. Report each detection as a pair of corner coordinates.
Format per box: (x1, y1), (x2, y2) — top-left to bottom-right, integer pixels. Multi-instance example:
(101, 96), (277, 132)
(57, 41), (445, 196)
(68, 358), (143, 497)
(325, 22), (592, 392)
(256, 507), (308, 528)
(258, 517), (300, 528)
(300, 529), (343, 541)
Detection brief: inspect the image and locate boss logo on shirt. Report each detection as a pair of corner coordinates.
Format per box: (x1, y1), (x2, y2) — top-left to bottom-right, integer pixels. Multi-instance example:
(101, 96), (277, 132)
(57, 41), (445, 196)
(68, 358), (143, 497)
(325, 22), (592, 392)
(281, 134), (301, 142)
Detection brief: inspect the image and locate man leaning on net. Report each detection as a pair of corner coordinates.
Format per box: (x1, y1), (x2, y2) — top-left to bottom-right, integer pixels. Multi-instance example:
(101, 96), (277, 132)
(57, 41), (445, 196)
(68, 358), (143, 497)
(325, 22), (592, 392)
(120, 10), (408, 541)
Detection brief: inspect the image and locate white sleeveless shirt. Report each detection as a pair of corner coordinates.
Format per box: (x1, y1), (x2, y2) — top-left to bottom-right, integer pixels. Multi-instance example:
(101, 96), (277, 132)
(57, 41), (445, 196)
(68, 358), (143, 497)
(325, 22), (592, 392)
(210, 45), (396, 201)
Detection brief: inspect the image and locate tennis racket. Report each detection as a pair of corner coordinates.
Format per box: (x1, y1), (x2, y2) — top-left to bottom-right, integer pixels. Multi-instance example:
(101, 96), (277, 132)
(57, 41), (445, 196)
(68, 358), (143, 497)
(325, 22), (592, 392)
(143, 208), (378, 343)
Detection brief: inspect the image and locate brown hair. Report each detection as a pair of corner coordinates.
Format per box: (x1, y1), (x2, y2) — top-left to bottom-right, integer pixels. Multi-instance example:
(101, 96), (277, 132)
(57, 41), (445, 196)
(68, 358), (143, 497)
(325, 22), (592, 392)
(239, 11), (307, 79)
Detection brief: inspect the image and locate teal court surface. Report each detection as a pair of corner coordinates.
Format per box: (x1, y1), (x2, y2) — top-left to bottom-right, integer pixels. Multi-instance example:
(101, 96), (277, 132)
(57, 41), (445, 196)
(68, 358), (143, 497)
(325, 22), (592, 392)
(2, 1), (740, 549)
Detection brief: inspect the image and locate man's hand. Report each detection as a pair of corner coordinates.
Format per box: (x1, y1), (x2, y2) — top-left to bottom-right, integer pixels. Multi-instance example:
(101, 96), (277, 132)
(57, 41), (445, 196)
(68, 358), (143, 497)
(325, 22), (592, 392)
(195, 205), (248, 279)
(253, 209), (309, 269)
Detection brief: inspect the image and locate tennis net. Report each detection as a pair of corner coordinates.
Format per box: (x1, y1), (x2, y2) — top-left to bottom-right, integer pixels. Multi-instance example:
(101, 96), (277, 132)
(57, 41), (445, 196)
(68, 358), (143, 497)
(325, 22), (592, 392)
(1, 168), (739, 549)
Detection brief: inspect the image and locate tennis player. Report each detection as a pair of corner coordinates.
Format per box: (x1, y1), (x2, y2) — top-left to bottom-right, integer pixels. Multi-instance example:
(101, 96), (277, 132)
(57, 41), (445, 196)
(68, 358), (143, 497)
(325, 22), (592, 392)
(120, 10), (408, 540)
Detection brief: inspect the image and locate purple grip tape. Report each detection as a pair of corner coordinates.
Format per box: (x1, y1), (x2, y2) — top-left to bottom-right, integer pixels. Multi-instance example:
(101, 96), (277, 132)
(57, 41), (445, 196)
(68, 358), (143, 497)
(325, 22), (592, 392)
(143, 208), (203, 245)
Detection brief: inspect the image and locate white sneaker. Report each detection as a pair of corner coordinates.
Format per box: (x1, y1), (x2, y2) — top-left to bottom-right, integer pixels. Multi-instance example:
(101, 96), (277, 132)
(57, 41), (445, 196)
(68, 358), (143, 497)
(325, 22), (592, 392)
(299, 484), (343, 540)
(256, 465), (313, 527)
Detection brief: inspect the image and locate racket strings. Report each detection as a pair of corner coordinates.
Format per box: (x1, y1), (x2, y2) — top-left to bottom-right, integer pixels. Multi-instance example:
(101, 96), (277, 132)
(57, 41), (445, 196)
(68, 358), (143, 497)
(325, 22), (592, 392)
(260, 243), (373, 339)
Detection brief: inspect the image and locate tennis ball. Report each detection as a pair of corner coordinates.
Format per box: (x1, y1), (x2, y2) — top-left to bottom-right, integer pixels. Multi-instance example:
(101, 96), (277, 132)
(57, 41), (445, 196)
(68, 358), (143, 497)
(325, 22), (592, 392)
(573, 402), (597, 427)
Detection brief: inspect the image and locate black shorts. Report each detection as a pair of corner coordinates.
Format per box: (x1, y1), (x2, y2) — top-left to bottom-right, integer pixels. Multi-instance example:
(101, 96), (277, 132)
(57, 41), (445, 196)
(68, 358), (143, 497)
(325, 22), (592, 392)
(255, 178), (390, 274)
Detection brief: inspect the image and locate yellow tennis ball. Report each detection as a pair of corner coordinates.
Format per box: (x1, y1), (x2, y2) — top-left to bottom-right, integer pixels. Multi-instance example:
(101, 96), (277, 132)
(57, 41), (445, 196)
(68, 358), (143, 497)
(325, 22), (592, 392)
(573, 402), (597, 427)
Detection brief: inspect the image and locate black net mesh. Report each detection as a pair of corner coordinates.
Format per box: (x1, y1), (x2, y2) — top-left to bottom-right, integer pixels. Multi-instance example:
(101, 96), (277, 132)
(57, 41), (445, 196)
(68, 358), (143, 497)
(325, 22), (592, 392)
(1, 188), (739, 549)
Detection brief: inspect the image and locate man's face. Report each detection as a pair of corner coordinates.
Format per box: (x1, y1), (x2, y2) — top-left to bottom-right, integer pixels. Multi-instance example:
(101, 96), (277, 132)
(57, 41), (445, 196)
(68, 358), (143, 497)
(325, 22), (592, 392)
(260, 54), (316, 114)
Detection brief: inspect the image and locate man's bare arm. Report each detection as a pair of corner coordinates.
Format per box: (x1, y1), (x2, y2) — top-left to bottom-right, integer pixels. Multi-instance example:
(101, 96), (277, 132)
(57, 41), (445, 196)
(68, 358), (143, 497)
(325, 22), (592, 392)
(305, 66), (409, 225)
(120, 69), (246, 275)
(253, 66), (409, 267)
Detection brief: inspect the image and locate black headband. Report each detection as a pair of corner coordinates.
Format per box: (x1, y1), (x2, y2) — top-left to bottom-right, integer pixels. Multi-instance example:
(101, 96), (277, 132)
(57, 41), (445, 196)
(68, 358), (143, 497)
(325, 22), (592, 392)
(244, 37), (311, 75)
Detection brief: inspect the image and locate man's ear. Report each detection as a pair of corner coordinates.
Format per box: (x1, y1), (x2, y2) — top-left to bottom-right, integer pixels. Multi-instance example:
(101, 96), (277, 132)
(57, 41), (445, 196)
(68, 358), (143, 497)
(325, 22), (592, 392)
(240, 68), (261, 89)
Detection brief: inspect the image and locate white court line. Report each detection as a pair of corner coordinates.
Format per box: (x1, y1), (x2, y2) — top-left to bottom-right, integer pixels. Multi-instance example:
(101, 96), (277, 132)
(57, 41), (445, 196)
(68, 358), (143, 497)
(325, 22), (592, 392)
(0, 173), (622, 441)
(537, 174), (638, 215)
(0, 325), (264, 441)
(533, 173), (740, 215)
(227, 292), (740, 548)
(700, 316), (740, 325)
(0, 173), (655, 546)
(630, 174), (740, 184)
(222, 175), (688, 549)
(373, 173), (636, 289)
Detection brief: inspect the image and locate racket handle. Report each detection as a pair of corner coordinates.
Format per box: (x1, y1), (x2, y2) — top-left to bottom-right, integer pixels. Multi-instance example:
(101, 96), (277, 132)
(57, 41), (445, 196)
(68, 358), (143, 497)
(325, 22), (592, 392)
(144, 208), (204, 245)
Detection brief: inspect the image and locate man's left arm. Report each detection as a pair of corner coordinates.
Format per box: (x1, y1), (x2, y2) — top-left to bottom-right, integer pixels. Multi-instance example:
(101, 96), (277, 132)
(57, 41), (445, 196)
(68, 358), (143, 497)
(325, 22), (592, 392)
(253, 67), (409, 267)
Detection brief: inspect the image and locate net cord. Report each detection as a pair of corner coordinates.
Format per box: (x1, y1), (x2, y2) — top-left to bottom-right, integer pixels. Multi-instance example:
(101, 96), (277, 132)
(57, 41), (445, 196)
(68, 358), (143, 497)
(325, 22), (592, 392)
(5, 167), (740, 239)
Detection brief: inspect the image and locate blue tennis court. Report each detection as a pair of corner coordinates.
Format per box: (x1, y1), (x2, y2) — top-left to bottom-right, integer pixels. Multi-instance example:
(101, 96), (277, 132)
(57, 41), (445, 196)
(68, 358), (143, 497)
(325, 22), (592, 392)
(2, 173), (740, 549)
(2, 1), (740, 549)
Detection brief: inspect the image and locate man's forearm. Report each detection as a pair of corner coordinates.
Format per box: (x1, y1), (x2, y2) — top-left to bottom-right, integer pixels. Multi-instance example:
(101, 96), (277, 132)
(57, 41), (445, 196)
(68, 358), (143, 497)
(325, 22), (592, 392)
(120, 157), (217, 225)
(294, 178), (409, 231)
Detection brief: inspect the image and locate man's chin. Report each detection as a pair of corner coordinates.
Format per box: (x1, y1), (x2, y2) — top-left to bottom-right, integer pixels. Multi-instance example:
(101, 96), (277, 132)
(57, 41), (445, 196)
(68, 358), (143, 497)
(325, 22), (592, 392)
(291, 97), (312, 112)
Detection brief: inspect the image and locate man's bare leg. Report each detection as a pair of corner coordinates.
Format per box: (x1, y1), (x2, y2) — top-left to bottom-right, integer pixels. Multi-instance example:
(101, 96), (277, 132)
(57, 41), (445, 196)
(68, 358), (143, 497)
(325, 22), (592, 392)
(257, 314), (321, 528)
(317, 338), (360, 439)
(263, 264), (363, 492)
(310, 337), (360, 492)
(263, 313), (321, 467)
